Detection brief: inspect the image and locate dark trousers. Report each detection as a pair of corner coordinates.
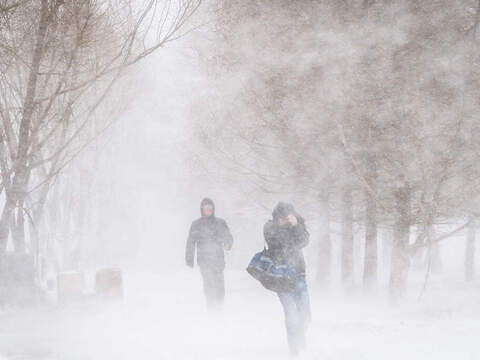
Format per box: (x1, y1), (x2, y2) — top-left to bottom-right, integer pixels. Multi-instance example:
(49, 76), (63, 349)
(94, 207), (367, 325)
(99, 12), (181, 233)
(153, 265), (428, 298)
(199, 266), (225, 311)
(277, 278), (311, 355)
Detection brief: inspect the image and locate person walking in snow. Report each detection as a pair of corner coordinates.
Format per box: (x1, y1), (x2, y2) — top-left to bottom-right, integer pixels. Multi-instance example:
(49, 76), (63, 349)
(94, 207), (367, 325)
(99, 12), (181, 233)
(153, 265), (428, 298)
(186, 198), (233, 310)
(264, 202), (311, 355)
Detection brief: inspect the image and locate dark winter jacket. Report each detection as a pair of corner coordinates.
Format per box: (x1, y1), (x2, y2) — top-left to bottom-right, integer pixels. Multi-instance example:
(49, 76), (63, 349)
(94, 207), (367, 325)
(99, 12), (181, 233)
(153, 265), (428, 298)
(186, 198), (234, 270)
(264, 202), (309, 276)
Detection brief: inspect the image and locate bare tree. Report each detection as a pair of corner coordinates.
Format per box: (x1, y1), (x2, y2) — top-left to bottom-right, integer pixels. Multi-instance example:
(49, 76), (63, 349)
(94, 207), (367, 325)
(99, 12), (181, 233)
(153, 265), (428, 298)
(0, 0), (201, 282)
(191, 0), (480, 300)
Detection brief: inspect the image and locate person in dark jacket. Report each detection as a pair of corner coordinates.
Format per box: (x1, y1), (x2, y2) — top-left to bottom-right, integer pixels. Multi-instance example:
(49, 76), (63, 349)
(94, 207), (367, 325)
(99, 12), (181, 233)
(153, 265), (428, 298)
(264, 202), (311, 356)
(186, 198), (233, 310)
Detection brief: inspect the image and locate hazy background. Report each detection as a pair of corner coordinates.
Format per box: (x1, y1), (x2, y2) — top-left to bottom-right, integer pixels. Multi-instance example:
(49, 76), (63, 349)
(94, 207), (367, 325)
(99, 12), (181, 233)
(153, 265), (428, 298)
(1, 1), (480, 359)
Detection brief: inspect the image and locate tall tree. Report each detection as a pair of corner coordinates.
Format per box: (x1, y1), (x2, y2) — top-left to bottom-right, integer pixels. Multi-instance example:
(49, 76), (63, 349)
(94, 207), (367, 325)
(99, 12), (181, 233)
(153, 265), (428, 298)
(465, 219), (476, 282)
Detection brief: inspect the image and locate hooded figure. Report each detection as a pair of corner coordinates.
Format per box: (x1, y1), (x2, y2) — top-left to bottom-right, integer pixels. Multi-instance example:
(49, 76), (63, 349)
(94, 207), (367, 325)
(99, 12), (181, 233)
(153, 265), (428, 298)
(264, 202), (309, 275)
(186, 198), (233, 310)
(264, 201), (311, 356)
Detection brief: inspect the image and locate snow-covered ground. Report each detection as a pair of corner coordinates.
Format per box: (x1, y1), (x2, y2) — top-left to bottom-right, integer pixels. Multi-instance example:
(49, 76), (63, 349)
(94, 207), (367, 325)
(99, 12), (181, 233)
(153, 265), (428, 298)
(0, 269), (478, 360)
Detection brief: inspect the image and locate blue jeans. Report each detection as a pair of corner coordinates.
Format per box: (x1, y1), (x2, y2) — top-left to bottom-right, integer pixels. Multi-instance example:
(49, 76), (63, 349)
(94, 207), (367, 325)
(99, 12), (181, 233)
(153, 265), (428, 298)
(277, 278), (311, 354)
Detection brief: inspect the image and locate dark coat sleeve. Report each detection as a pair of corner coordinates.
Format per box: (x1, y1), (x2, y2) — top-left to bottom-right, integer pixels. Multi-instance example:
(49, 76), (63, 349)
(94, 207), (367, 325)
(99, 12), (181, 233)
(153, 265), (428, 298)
(264, 220), (277, 248)
(185, 222), (197, 267)
(291, 218), (309, 249)
(218, 219), (233, 250)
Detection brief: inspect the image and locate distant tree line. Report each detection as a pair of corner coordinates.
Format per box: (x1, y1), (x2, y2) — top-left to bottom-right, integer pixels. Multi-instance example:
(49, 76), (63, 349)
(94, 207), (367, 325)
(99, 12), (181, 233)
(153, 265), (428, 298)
(192, 0), (480, 299)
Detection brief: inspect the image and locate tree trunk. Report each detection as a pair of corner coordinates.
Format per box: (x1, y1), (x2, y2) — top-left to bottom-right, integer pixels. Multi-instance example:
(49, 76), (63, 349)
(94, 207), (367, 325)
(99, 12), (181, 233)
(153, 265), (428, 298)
(363, 189), (377, 289)
(421, 226), (442, 275)
(316, 191), (331, 285)
(430, 244), (443, 274)
(389, 184), (411, 301)
(465, 219), (476, 282)
(363, 153), (377, 289)
(0, 198), (15, 252)
(381, 228), (393, 283)
(11, 201), (26, 253)
(341, 186), (354, 287)
(0, 0), (50, 253)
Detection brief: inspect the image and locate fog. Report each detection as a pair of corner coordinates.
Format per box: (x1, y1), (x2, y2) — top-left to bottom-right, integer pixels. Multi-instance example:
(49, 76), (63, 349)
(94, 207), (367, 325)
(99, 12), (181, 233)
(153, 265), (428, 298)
(1, 1), (480, 359)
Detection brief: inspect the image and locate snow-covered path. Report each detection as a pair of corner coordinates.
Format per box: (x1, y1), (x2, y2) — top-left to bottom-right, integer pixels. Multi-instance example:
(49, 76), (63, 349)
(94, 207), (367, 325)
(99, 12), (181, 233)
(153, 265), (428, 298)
(0, 270), (479, 360)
